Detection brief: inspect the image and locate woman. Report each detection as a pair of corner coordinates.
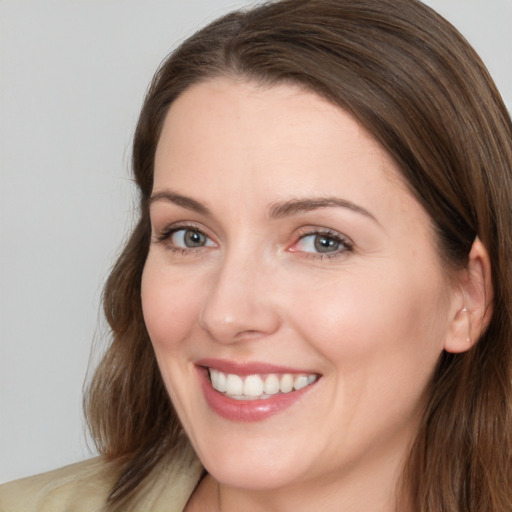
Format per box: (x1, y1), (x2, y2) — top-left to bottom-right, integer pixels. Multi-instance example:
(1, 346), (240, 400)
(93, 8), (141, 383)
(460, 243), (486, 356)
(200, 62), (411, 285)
(2, 0), (511, 510)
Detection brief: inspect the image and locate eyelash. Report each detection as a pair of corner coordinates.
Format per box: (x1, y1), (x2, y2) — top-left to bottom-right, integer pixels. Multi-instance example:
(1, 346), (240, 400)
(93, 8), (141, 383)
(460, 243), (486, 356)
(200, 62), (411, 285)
(153, 224), (353, 259)
(291, 228), (354, 260)
(154, 223), (215, 255)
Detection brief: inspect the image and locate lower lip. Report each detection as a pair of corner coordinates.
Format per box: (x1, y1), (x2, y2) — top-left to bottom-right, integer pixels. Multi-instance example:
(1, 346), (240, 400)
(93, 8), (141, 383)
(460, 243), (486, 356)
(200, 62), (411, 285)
(198, 368), (317, 422)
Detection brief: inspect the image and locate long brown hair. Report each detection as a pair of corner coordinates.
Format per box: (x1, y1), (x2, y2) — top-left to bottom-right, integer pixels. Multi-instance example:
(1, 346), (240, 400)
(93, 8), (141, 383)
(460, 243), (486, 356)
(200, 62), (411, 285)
(84, 0), (512, 509)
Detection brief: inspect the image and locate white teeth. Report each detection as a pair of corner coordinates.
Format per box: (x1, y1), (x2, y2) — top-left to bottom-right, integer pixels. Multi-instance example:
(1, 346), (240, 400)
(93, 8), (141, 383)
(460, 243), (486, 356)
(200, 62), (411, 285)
(209, 368), (227, 392)
(279, 374), (294, 393)
(208, 369), (318, 399)
(264, 374), (280, 395)
(243, 375), (264, 397)
(216, 371), (227, 392)
(293, 375), (309, 390)
(226, 374), (243, 396)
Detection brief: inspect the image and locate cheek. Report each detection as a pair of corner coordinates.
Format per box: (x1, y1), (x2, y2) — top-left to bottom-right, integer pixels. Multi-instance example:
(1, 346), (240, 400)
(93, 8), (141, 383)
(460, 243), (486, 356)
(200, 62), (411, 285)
(140, 260), (204, 354)
(287, 268), (450, 441)
(285, 265), (449, 376)
(140, 260), (208, 420)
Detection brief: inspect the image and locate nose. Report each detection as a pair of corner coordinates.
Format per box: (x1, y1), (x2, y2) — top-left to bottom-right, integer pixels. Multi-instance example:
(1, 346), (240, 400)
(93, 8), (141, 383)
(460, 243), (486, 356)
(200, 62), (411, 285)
(199, 250), (281, 344)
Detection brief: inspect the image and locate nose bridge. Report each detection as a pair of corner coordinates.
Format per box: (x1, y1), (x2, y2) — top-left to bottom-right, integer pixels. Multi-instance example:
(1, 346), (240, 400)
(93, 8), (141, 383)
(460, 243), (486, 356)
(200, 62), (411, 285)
(199, 241), (280, 343)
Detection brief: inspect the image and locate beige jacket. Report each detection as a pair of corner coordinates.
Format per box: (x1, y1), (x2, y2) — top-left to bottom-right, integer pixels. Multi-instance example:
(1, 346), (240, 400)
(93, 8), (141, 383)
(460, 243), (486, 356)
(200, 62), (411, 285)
(0, 455), (203, 512)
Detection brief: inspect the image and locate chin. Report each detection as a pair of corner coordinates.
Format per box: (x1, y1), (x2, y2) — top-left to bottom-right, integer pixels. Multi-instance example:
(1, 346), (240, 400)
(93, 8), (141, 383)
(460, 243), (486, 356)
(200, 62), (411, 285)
(207, 462), (303, 492)
(193, 435), (309, 491)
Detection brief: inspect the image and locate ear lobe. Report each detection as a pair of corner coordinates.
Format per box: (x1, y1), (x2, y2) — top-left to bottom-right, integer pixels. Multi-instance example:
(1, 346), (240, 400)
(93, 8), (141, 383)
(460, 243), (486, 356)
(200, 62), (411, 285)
(444, 237), (493, 354)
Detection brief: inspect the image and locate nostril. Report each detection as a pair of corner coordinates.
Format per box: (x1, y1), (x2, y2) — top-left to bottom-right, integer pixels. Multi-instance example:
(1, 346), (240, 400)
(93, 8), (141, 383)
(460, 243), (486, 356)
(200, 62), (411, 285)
(198, 286), (281, 344)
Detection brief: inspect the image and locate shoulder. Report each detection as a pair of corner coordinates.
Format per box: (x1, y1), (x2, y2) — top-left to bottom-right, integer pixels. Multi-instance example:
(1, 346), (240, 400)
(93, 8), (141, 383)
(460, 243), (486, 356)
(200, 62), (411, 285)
(0, 453), (204, 512)
(0, 457), (117, 512)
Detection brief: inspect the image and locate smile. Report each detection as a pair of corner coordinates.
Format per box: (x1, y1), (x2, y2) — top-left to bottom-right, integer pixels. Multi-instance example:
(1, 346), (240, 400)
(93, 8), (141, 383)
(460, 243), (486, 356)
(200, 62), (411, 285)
(208, 368), (318, 400)
(196, 360), (321, 421)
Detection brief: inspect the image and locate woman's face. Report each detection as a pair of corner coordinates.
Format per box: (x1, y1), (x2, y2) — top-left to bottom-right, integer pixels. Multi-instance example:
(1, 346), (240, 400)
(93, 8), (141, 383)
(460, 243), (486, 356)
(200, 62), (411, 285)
(142, 79), (460, 493)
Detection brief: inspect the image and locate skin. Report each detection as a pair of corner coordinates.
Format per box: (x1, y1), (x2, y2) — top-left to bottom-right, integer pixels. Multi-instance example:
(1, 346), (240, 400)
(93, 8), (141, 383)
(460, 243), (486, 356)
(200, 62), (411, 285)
(141, 78), (471, 511)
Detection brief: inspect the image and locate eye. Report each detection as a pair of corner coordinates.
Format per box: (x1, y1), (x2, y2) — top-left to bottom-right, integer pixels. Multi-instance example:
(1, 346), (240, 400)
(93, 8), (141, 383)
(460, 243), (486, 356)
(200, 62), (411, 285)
(290, 229), (353, 256)
(169, 228), (215, 249)
(154, 224), (216, 253)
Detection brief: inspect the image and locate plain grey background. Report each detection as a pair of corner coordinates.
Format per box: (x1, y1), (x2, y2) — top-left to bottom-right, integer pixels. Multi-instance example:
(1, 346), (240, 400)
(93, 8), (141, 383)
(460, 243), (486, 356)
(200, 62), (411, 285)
(1, 0), (511, 483)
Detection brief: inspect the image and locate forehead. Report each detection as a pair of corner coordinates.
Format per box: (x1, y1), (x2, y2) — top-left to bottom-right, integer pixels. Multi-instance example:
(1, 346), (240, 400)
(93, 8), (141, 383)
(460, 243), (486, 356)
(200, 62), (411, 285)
(154, 78), (406, 192)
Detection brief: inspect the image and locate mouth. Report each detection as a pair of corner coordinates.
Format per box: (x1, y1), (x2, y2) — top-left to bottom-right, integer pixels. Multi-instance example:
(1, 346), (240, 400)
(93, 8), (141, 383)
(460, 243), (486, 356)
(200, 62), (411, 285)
(196, 359), (320, 421)
(208, 368), (318, 401)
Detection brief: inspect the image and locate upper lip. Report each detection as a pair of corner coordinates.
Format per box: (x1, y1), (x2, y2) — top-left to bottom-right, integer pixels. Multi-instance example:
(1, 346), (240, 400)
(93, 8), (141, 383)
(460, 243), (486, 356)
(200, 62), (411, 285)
(196, 358), (318, 376)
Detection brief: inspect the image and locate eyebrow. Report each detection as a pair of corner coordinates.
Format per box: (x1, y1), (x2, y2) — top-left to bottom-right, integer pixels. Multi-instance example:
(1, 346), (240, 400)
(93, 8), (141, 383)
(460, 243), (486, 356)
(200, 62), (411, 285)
(149, 190), (377, 224)
(149, 190), (211, 216)
(269, 197), (378, 223)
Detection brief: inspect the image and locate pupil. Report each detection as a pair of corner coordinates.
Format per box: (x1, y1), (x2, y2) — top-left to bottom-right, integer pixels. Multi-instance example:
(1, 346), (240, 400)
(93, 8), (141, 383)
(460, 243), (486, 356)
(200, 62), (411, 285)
(314, 235), (339, 253)
(185, 230), (205, 247)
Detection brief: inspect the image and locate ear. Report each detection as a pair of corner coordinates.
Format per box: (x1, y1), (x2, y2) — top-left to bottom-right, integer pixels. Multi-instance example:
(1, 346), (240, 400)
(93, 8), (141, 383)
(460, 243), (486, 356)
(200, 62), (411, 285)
(444, 237), (494, 354)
